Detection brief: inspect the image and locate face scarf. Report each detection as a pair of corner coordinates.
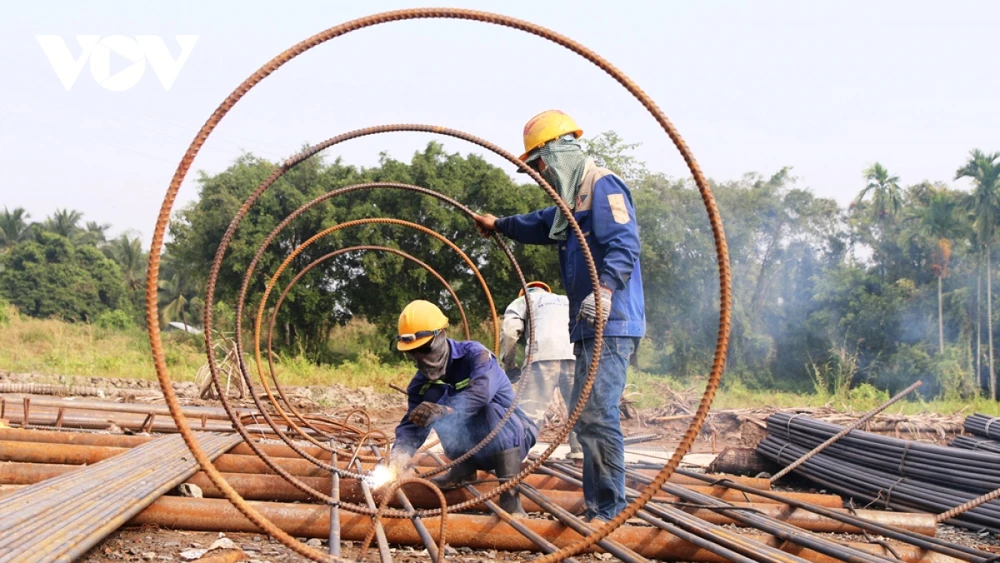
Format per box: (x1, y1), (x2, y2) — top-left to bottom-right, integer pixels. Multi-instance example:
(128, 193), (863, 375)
(408, 331), (450, 381)
(531, 135), (592, 241)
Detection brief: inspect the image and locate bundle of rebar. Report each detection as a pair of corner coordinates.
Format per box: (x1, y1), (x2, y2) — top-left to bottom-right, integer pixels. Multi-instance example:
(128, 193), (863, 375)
(950, 435), (1000, 455)
(0, 432), (241, 562)
(964, 413), (1000, 441)
(759, 413), (1000, 531)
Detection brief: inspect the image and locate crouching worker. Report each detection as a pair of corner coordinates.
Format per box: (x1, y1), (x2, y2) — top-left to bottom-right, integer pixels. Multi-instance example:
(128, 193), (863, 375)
(387, 300), (538, 515)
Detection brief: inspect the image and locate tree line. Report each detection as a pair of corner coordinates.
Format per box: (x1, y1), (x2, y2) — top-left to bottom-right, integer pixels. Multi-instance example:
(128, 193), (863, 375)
(2, 136), (998, 400)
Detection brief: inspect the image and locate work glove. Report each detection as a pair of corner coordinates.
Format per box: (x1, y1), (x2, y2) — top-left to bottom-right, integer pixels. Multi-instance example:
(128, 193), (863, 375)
(578, 287), (613, 327)
(505, 367), (522, 385)
(408, 401), (454, 428)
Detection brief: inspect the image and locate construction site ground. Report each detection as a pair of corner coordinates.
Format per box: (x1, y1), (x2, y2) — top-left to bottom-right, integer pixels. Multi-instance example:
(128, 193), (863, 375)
(3, 370), (999, 562)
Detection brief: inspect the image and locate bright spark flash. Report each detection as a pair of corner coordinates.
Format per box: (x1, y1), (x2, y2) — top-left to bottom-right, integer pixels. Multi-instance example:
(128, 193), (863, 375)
(366, 464), (397, 489)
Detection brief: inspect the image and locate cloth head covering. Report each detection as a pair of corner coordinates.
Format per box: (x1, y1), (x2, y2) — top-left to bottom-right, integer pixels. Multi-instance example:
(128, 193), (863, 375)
(529, 134), (591, 241)
(408, 331), (450, 380)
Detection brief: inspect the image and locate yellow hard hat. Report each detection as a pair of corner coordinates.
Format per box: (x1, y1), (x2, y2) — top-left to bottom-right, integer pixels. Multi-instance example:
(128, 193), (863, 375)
(518, 281), (552, 298)
(397, 300), (449, 351)
(519, 110), (583, 163)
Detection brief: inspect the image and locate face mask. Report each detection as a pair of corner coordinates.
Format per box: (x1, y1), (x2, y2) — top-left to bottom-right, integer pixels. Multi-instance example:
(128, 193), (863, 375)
(408, 332), (449, 380)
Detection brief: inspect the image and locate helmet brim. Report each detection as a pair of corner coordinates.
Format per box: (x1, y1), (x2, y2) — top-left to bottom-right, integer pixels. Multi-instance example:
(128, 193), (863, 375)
(397, 334), (435, 352)
(515, 152), (541, 174)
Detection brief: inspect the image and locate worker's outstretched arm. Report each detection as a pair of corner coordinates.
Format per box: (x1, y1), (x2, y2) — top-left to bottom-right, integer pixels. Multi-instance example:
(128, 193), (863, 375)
(489, 207), (559, 245)
(591, 176), (641, 290)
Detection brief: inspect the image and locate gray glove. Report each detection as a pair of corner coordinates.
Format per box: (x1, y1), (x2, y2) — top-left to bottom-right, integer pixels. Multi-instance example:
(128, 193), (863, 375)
(578, 287), (613, 327)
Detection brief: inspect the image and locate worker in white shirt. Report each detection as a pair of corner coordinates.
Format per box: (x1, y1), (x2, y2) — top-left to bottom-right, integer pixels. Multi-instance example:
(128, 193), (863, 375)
(500, 281), (582, 459)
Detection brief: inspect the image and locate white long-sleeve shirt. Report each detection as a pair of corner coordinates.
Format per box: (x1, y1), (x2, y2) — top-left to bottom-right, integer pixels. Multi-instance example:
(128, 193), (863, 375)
(500, 290), (576, 369)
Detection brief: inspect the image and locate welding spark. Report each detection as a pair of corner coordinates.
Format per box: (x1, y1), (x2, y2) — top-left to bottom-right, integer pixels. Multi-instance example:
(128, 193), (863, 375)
(366, 464), (397, 489)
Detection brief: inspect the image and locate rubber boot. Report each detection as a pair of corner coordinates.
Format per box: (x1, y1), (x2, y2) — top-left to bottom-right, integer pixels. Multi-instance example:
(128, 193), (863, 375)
(429, 460), (477, 489)
(494, 447), (526, 516)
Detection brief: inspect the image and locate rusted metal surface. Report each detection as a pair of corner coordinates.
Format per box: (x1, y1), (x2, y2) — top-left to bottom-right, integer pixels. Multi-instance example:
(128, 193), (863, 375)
(0, 382), (108, 396)
(128, 496), (960, 563)
(0, 396), (253, 420)
(0, 460), (843, 507)
(0, 432), (240, 562)
(191, 549), (248, 563)
(142, 12), (733, 563)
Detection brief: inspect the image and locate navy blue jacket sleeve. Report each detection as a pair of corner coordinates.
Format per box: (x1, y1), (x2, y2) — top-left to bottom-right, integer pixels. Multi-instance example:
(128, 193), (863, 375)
(393, 387), (431, 457)
(592, 176), (641, 290)
(495, 207), (558, 246)
(438, 345), (501, 419)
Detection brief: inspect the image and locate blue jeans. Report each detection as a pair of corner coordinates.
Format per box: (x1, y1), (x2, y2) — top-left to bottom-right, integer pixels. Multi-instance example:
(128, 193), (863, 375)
(569, 336), (634, 521)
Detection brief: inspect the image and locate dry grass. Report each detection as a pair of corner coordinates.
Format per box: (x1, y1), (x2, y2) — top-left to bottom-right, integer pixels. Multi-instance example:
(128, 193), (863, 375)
(0, 315), (413, 391)
(3, 314), (999, 417)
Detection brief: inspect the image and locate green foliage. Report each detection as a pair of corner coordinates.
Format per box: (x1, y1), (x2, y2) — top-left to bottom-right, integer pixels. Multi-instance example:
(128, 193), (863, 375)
(583, 131), (649, 184)
(0, 295), (16, 325)
(0, 207), (33, 249)
(4, 134), (999, 404)
(166, 144), (560, 362)
(0, 232), (125, 321)
(95, 309), (133, 331)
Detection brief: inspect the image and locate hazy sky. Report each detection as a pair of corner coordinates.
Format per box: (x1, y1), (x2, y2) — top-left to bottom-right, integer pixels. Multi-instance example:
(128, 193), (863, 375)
(1, 1), (998, 242)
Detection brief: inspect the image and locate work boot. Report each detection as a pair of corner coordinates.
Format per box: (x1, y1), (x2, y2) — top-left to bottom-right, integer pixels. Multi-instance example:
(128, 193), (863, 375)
(494, 447), (526, 516)
(567, 431), (584, 460)
(429, 461), (477, 489)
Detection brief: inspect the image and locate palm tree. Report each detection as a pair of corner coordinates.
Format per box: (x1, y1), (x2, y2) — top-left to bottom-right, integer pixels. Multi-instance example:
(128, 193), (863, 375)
(158, 272), (191, 329)
(957, 149), (1000, 399)
(104, 232), (146, 292)
(157, 253), (195, 329)
(80, 221), (111, 246)
(902, 188), (961, 353)
(41, 209), (84, 240)
(855, 163), (903, 221)
(0, 207), (32, 249)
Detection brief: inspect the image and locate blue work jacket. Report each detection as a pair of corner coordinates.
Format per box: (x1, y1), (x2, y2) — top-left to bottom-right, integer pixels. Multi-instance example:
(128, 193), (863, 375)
(393, 339), (538, 467)
(496, 162), (646, 342)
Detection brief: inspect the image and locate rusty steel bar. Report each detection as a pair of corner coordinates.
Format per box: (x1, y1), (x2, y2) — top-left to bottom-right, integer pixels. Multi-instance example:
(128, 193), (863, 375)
(145, 13), (733, 560)
(538, 462), (804, 563)
(0, 396), (255, 420)
(352, 458), (392, 563)
(609, 464), (899, 563)
(0, 435), (776, 485)
(0, 456), (840, 509)
(937, 485), (1000, 523)
(423, 449), (581, 563)
(0, 460), (876, 532)
(0, 427), (324, 458)
(368, 446), (441, 563)
(0, 382), (108, 396)
(127, 496), (961, 563)
(770, 381), (923, 483)
(0, 433), (240, 562)
(674, 469), (993, 563)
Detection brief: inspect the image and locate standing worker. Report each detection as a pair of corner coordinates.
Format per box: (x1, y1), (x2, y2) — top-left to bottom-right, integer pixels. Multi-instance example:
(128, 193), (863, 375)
(387, 300), (538, 515)
(473, 110), (645, 522)
(500, 280), (582, 460)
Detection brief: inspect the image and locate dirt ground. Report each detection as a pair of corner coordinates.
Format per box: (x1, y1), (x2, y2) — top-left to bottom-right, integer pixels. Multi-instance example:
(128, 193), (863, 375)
(82, 528), (641, 562)
(4, 370), (997, 561)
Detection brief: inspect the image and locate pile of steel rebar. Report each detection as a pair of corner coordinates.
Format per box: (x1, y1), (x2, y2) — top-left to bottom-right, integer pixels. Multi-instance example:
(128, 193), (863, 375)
(948, 413), (1000, 454)
(4, 423), (996, 563)
(964, 413), (1000, 441)
(758, 412), (1000, 532)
